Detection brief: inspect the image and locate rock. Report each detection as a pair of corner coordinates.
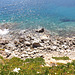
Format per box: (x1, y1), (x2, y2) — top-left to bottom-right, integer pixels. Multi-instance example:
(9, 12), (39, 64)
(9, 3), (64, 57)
(24, 54), (29, 57)
(21, 54), (25, 58)
(25, 41), (31, 46)
(36, 28), (44, 33)
(38, 47), (45, 50)
(56, 60), (71, 64)
(5, 49), (11, 58)
(6, 53), (11, 58)
(32, 43), (41, 48)
(40, 35), (49, 40)
(62, 45), (68, 49)
(28, 52), (32, 55)
(66, 49), (71, 52)
(38, 54), (44, 57)
(6, 43), (15, 50)
(23, 51), (28, 54)
(72, 41), (75, 45)
(0, 39), (9, 45)
(19, 38), (24, 43)
(60, 50), (64, 53)
(5, 49), (11, 53)
(13, 68), (20, 73)
(32, 40), (42, 48)
(52, 46), (57, 50)
(14, 40), (18, 44)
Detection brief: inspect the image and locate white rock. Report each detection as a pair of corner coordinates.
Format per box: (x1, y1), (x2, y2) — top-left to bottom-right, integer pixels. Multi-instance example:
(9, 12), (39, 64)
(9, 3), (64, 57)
(24, 54), (29, 57)
(56, 60), (68, 64)
(21, 54), (25, 57)
(6, 43), (15, 48)
(50, 58), (56, 63)
(64, 53), (67, 55)
(13, 68), (20, 73)
(25, 41), (31, 45)
(62, 45), (67, 48)
(60, 50), (64, 53)
(23, 51), (28, 54)
(66, 49), (71, 52)
(5, 49), (11, 53)
(37, 71), (40, 74)
(40, 35), (49, 40)
(38, 54), (43, 57)
(32, 39), (40, 43)
(52, 46), (57, 50)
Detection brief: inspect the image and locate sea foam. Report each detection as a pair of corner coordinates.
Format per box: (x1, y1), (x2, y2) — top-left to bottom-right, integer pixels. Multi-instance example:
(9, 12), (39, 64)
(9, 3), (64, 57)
(0, 29), (9, 35)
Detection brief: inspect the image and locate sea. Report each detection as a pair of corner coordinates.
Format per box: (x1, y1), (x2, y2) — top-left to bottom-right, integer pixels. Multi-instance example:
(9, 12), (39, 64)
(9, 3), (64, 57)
(0, 0), (75, 36)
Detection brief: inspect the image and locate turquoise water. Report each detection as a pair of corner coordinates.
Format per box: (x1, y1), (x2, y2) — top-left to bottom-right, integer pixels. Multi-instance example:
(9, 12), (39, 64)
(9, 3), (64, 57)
(0, 0), (75, 36)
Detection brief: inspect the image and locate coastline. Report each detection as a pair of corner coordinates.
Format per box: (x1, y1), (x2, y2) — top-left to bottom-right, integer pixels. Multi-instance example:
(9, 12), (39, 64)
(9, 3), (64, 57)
(0, 23), (75, 66)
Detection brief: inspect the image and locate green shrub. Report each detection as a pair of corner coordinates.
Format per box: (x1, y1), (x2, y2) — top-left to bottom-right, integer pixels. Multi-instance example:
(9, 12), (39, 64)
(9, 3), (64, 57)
(52, 56), (70, 60)
(0, 56), (75, 75)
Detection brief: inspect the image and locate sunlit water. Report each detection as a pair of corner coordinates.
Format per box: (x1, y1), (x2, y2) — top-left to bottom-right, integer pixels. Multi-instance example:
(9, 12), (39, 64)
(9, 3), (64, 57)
(0, 0), (75, 36)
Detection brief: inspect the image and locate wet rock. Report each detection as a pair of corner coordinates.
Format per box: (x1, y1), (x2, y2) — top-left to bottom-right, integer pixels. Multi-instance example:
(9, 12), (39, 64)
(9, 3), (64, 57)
(36, 28), (44, 33)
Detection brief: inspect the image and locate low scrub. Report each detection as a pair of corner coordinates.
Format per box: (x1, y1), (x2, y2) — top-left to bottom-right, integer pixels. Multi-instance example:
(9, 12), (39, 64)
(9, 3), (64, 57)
(52, 56), (70, 60)
(0, 56), (75, 75)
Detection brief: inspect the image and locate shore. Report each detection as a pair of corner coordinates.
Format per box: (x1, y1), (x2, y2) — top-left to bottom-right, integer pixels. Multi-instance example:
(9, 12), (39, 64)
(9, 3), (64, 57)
(0, 23), (75, 66)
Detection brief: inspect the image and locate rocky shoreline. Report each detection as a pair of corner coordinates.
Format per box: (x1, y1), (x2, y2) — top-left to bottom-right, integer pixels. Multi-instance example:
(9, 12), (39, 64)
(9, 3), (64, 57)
(0, 24), (75, 66)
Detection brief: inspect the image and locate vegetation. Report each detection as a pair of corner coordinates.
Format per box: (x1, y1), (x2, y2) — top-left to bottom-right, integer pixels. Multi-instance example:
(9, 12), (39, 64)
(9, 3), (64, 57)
(0, 49), (5, 51)
(0, 56), (75, 75)
(52, 56), (70, 60)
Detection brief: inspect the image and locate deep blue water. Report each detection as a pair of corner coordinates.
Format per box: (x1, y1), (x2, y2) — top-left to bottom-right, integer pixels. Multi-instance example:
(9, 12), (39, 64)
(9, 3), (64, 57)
(0, 0), (75, 35)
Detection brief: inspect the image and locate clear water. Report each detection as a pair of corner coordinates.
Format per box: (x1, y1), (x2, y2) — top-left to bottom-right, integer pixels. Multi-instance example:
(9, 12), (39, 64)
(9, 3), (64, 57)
(0, 0), (75, 36)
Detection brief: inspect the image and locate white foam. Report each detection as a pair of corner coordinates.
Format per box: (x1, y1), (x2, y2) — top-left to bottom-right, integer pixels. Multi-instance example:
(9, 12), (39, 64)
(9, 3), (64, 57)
(0, 29), (9, 35)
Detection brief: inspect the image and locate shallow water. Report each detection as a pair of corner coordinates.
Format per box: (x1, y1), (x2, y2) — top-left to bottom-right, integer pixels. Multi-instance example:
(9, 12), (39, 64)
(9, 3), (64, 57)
(0, 0), (75, 36)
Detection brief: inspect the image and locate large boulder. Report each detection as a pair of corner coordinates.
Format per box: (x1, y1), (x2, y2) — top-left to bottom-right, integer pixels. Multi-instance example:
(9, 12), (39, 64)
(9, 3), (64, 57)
(32, 43), (41, 48)
(36, 28), (44, 33)
(32, 40), (42, 48)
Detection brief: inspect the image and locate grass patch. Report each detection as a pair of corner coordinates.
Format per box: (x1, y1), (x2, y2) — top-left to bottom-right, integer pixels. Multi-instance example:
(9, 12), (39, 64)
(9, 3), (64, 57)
(0, 55), (3, 60)
(0, 49), (5, 51)
(0, 56), (75, 75)
(52, 56), (70, 60)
